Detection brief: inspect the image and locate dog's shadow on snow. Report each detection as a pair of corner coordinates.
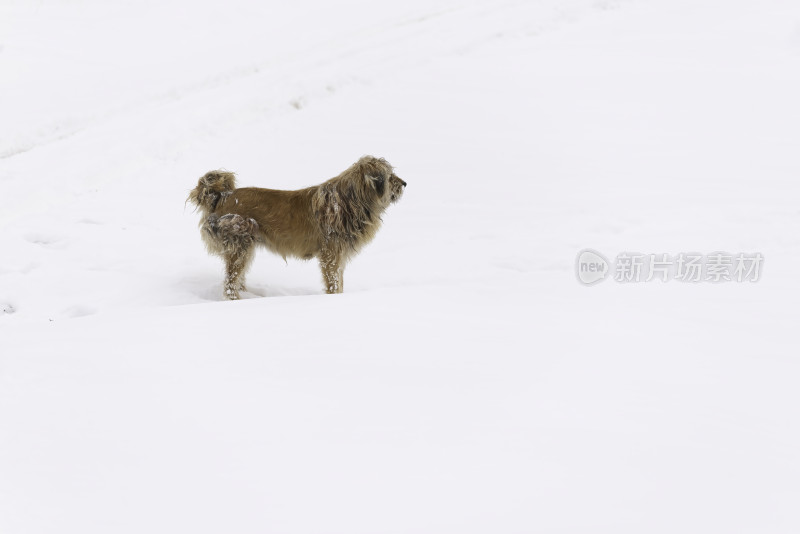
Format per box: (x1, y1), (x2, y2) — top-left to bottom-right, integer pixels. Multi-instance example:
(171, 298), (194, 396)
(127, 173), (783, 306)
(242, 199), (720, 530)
(239, 283), (320, 299)
(186, 276), (319, 302)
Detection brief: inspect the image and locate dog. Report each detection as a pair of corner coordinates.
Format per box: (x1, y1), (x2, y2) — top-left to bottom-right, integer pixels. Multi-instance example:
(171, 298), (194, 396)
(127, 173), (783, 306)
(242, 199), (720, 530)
(187, 156), (406, 299)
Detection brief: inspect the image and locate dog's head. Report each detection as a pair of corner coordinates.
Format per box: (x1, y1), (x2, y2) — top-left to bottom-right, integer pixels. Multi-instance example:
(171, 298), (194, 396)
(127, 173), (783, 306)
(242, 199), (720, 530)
(359, 156), (407, 205)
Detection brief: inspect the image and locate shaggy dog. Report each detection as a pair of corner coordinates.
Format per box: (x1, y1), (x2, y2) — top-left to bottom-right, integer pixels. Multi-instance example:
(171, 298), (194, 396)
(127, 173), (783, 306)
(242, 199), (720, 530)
(187, 156), (406, 299)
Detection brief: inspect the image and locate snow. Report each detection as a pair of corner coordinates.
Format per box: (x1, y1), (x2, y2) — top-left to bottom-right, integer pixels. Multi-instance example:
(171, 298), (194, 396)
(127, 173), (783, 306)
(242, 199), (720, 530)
(2, 0), (800, 532)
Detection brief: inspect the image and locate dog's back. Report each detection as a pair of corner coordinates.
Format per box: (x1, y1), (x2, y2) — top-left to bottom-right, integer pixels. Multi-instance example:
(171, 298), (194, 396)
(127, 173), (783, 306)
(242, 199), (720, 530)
(215, 187), (320, 260)
(188, 172), (319, 259)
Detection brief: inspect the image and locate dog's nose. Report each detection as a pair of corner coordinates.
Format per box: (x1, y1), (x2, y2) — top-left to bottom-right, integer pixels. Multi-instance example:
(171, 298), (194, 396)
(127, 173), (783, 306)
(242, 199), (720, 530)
(401, 180), (407, 187)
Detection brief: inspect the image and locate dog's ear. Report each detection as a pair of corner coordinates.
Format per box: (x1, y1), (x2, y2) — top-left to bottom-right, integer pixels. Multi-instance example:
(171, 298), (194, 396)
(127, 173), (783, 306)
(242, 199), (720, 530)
(367, 173), (386, 197)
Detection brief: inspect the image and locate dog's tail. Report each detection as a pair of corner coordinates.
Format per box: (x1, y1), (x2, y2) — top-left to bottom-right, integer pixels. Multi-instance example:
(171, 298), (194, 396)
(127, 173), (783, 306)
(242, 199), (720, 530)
(187, 170), (237, 214)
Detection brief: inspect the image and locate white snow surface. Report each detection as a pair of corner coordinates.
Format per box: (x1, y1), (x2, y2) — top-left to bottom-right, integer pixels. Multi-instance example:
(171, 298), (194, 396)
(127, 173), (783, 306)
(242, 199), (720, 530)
(2, 0), (800, 532)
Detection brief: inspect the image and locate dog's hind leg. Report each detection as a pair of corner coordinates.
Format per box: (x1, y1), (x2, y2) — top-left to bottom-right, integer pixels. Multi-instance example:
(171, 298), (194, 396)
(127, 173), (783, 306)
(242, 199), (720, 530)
(223, 247), (255, 300)
(204, 214), (259, 300)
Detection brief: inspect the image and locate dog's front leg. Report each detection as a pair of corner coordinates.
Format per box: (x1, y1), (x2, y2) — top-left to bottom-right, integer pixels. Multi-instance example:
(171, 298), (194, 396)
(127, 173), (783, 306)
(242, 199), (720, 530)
(319, 248), (344, 294)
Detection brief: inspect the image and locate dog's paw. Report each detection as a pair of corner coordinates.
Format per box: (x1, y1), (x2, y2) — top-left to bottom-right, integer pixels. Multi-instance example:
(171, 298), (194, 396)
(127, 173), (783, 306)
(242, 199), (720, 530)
(224, 287), (240, 300)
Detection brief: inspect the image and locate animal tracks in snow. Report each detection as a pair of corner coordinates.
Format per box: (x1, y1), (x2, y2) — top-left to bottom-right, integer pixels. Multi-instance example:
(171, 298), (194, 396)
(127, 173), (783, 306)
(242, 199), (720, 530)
(24, 232), (66, 248)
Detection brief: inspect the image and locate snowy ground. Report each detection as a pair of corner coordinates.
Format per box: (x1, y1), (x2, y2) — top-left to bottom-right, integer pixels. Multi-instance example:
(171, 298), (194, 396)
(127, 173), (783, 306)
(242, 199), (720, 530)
(2, 0), (800, 532)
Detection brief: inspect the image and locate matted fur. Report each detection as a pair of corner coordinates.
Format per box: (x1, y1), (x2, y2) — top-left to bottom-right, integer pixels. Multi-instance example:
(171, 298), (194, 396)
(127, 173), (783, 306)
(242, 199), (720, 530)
(187, 156), (406, 299)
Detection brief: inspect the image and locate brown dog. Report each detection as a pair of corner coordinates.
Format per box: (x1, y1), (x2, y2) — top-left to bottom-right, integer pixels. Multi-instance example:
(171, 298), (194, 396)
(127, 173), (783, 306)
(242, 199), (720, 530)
(188, 156), (406, 299)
